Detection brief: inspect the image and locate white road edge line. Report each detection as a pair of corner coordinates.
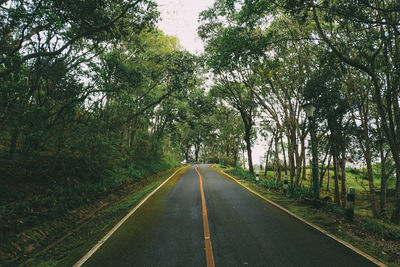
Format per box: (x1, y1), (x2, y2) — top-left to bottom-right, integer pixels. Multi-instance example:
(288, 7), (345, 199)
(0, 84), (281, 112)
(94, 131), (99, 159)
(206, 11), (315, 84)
(215, 167), (387, 267)
(73, 166), (189, 267)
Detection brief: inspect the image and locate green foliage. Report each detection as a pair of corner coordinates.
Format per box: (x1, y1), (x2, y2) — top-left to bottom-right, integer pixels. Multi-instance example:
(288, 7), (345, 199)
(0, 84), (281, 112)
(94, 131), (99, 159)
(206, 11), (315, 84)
(221, 155), (235, 167)
(257, 178), (314, 199)
(0, 157), (177, 233)
(346, 167), (360, 175)
(286, 184), (315, 199)
(227, 168), (256, 181)
(321, 202), (345, 216)
(258, 179), (283, 190)
(0, 1), (203, 243)
(361, 219), (400, 241)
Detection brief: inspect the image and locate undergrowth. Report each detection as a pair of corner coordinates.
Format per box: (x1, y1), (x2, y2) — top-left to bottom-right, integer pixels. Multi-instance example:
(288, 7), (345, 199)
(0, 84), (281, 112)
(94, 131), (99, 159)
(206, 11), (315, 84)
(0, 158), (179, 238)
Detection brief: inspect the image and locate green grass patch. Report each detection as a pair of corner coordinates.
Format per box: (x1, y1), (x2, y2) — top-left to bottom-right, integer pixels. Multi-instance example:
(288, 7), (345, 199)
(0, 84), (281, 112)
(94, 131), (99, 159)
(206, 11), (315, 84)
(226, 168), (256, 181)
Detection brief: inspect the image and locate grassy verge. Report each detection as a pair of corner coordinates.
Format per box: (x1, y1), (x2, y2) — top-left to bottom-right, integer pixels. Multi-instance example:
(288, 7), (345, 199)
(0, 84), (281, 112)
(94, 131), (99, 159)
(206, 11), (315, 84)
(1, 165), (189, 267)
(212, 165), (400, 267)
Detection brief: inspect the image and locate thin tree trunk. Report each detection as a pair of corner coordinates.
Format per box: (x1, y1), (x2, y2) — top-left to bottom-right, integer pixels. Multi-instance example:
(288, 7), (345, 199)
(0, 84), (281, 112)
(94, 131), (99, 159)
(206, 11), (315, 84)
(380, 148), (388, 217)
(365, 145), (379, 217)
(327, 158), (331, 191)
(281, 135), (288, 175)
(274, 134), (281, 181)
(244, 128), (254, 174)
(301, 138), (306, 182)
(264, 138), (273, 176)
(333, 156), (341, 206)
(340, 153), (347, 208)
(320, 155), (331, 188)
(288, 134), (296, 184)
(392, 166), (400, 223)
(295, 141), (302, 185)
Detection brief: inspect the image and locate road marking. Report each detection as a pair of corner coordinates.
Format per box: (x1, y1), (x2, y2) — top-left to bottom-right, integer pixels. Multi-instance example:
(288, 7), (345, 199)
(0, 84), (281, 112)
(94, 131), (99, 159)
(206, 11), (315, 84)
(215, 167), (387, 267)
(195, 166), (215, 267)
(73, 166), (189, 267)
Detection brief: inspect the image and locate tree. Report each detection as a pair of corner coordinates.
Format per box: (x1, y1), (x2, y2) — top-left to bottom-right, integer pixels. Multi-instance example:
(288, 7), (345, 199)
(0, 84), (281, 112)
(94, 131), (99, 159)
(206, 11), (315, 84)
(284, 0), (400, 223)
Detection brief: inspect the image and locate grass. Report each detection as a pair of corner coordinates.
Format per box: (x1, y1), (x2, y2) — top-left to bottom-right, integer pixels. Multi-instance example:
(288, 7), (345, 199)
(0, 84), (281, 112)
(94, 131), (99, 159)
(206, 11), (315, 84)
(261, 168), (396, 218)
(215, 165), (400, 267)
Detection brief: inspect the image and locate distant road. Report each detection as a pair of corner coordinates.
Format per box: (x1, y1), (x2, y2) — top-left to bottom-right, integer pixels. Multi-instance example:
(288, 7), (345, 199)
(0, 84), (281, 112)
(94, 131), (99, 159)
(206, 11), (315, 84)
(82, 165), (379, 267)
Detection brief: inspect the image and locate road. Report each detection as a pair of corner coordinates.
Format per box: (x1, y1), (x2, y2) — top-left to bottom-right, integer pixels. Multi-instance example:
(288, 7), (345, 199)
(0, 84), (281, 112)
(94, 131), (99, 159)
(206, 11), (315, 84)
(82, 165), (379, 267)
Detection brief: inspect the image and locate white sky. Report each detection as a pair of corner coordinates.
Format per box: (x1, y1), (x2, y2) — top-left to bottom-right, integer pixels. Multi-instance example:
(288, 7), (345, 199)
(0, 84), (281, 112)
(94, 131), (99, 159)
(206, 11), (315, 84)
(155, 0), (266, 166)
(156, 0), (214, 53)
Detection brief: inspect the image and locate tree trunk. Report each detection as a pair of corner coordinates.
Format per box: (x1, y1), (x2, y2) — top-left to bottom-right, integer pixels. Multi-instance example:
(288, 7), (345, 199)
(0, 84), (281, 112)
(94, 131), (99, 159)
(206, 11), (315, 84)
(333, 156), (341, 206)
(234, 141), (238, 168)
(244, 128), (254, 174)
(320, 155), (331, 188)
(340, 153), (347, 208)
(281, 135), (288, 175)
(364, 145), (379, 217)
(288, 134), (296, 184)
(380, 148), (388, 217)
(264, 138), (273, 176)
(195, 144), (200, 163)
(295, 141), (302, 185)
(319, 153), (331, 187)
(301, 138), (306, 182)
(392, 166), (400, 223)
(327, 158), (331, 191)
(274, 134), (281, 181)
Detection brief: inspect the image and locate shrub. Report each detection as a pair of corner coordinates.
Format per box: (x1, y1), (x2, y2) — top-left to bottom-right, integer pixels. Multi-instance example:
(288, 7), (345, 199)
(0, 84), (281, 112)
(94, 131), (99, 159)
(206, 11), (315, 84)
(256, 178), (313, 199)
(321, 202), (345, 215)
(221, 155), (235, 167)
(360, 219), (400, 241)
(227, 168), (256, 181)
(346, 167), (360, 175)
(361, 219), (386, 238)
(258, 179), (283, 190)
(287, 184), (314, 199)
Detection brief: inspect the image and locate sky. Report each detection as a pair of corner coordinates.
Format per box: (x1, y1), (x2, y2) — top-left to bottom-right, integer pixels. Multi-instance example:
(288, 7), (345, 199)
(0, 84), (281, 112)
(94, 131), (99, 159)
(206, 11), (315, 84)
(155, 0), (266, 167)
(156, 0), (213, 53)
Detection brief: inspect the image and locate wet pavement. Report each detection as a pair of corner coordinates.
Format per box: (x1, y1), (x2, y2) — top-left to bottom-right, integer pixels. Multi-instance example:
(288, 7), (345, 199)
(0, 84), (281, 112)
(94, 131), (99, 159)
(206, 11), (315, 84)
(83, 165), (378, 267)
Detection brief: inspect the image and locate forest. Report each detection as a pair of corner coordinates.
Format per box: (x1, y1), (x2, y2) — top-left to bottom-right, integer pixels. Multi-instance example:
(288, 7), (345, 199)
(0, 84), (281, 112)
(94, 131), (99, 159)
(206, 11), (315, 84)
(0, 0), (400, 265)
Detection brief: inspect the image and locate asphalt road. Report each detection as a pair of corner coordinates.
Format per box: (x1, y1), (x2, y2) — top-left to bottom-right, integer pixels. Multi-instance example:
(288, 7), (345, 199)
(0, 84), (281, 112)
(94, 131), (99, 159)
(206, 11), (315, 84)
(83, 165), (378, 267)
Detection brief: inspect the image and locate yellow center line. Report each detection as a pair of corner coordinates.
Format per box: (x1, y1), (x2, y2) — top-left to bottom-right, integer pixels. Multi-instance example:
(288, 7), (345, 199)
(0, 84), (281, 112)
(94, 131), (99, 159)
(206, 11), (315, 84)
(195, 166), (215, 267)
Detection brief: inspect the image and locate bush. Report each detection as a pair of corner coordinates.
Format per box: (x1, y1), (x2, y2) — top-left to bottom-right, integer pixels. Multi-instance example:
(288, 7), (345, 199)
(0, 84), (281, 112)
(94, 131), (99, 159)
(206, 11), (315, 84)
(227, 168), (256, 181)
(258, 179), (283, 190)
(360, 219), (400, 241)
(346, 167), (360, 175)
(256, 177), (313, 199)
(361, 219), (386, 238)
(264, 162), (274, 171)
(287, 184), (314, 199)
(221, 155), (235, 167)
(321, 202), (345, 215)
